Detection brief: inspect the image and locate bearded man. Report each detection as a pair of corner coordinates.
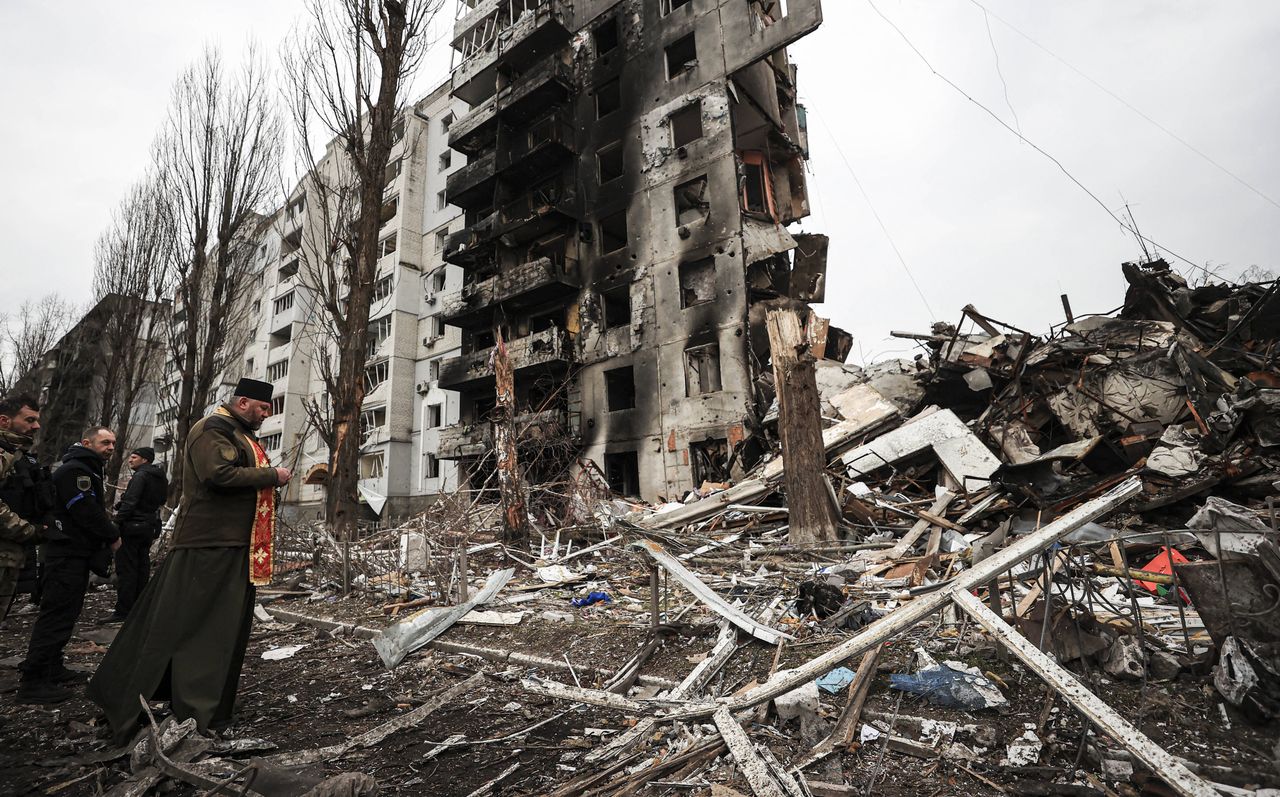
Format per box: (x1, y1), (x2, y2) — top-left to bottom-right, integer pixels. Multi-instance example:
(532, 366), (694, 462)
(89, 379), (291, 742)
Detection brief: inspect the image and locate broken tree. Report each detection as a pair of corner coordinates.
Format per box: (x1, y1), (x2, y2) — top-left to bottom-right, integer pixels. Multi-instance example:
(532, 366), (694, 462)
(766, 307), (839, 543)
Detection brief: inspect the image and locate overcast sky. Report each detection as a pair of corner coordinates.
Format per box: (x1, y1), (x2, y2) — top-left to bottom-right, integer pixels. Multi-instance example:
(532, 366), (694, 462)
(1, 1), (1277, 365)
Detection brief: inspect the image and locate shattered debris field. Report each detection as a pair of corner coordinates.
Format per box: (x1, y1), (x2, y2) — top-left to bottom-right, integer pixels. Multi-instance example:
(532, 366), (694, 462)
(3, 260), (1280, 796)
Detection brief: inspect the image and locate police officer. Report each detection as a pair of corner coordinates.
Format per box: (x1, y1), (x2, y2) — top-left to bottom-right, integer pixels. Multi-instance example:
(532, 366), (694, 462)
(110, 446), (167, 620)
(18, 425), (120, 704)
(0, 395), (55, 621)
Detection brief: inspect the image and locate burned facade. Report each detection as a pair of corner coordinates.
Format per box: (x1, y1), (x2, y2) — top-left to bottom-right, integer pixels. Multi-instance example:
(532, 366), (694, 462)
(439, 0), (832, 501)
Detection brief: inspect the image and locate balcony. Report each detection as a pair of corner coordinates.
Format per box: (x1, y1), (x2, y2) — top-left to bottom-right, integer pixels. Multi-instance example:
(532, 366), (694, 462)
(437, 326), (572, 392)
(495, 110), (576, 184)
(443, 212), (499, 267)
(437, 408), (573, 460)
(445, 149), (497, 210)
(441, 256), (579, 331)
(448, 58), (573, 156)
(494, 174), (578, 245)
(451, 1), (572, 105)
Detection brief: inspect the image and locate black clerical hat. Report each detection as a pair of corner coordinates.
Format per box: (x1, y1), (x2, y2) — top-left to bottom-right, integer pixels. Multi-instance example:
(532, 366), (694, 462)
(233, 378), (274, 403)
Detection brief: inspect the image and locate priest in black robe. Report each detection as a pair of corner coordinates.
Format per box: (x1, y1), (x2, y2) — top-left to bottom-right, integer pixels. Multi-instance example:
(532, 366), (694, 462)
(89, 379), (291, 743)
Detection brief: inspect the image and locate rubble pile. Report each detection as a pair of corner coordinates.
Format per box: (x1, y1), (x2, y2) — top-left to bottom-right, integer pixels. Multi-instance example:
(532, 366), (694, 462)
(4, 260), (1277, 796)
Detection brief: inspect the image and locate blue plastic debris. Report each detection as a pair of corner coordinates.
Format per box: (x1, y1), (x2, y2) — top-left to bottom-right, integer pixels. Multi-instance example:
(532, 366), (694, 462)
(571, 591), (612, 608)
(889, 663), (1007, 710)
(816, 666), (858, 694)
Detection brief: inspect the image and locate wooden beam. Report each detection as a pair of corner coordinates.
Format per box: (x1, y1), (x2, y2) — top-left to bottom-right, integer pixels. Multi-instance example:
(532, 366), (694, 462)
(633, 539), (793, 644)
(798, 643), (883, 769)
(951, 590), (1217, 797)
(766, 307), (840, 543)
(712, 707), (791, 797)
(653, 478), (1142, 722)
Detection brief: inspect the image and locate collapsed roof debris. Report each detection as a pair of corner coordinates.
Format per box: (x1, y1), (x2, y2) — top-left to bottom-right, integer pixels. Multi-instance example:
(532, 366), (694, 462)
(4, 260), (1278, 795)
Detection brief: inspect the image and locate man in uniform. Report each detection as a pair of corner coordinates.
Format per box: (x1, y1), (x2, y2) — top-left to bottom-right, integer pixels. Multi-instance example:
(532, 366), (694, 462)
(0, 395), (52, 621)
(110, 446), (167, 620)
(90, 379), (290, 742)
(18, 425), (119, 704)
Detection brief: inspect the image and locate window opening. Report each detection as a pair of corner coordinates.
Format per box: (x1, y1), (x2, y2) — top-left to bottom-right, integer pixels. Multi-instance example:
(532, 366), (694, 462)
(679, 257), (716, 308)
(597, 141), (624, 184)
(602, 285), (631, 328)
(670, 101), (703, 148)
(674, 175), (710, 226)
(604, 366), (636, 411)
(594, 17), (619, 55)
(596, 78), (621, 118)
(599, 210), (628, 254)
(665, 33), (697, 79)
(684, 343), (722, 395)
(604, 450), (640, 496)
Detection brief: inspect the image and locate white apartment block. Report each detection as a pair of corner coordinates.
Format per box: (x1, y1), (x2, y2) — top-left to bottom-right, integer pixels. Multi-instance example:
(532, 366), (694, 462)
(154, 78), (470, 523)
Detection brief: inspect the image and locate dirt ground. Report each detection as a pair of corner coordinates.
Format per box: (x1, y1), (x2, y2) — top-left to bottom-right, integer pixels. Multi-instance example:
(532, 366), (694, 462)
(2, 577), (1278, 797)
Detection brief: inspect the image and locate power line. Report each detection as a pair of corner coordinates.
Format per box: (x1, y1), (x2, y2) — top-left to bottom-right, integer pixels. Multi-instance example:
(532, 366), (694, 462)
(967, 0), (1280, 213)
(811, 107), (938, 320)
(865, 0), (1213, 277)
(975, 1), (1021, 137)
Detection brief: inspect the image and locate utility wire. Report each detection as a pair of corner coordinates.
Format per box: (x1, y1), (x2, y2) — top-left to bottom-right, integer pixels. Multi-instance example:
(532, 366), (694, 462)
(812, 107), (938, 320)
(975, 1), (1021, 137)
(865, 0), (1213, 277)
(967, 0), (1280, 213)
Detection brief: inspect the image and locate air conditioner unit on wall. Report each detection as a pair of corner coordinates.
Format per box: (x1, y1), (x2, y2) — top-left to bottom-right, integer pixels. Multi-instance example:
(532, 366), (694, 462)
(424, 291), (438, 304)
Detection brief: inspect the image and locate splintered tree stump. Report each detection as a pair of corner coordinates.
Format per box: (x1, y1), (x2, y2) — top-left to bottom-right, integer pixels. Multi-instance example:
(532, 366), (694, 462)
(765, 307), (839, 544)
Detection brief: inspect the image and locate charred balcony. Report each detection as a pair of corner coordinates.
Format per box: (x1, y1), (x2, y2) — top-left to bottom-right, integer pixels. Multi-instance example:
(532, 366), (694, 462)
(496, 110), (576, 183)
(443, 213), (499, 267)
(494, 173), (578, 245)
(445, 149), (498, 210)
(441, 256), (579, 331)
(437, 326), (571, 392)
(436, 408), (574, 460)
(448, 58), (574, 157)
(450, 0), (572, 106)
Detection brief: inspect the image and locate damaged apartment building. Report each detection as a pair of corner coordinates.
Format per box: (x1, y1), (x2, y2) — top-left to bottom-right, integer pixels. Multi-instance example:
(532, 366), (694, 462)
(438, 0), (841, 502)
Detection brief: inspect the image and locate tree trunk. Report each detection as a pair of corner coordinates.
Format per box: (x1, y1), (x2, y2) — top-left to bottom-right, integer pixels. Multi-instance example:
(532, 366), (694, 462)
(765, 307), (838, 544)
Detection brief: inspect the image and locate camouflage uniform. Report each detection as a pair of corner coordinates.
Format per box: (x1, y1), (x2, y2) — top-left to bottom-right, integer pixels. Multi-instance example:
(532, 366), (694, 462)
(0, 430), (40, 620)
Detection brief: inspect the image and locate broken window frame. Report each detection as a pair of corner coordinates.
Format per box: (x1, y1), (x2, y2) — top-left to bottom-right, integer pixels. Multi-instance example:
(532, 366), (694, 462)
(679, 256), (717, 308)
(598, 210), (628, 254)
(738, 151), (779, 221)
(674, 174), (711, 227)
(684, 343), (723, 396)
(593, 16), (620, 55)
(603, 450), (640, 496)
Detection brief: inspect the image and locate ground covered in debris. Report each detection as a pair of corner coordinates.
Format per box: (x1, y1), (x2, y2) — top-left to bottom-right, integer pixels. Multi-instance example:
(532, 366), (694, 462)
(4, 260), (1280, 796)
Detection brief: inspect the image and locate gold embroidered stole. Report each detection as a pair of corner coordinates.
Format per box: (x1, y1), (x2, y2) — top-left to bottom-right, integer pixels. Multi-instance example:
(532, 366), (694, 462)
(215, 407), (277, 585)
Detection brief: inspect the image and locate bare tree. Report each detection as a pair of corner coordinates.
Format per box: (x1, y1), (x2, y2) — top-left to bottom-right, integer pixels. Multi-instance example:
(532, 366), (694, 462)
(156, 45), (282, 502)
(283, 0), (444, 538)
(1, 294), (74, 392)
(91, 176), (176, 489)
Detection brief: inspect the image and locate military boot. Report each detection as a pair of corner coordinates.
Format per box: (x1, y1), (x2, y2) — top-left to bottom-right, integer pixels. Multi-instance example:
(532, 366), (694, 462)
(49, 663), (89, 684)
(16, 678), (72, 705)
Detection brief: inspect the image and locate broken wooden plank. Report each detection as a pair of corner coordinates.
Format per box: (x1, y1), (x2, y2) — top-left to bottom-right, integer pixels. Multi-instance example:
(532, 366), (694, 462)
(799, 643), (883, 769)
(651, 478), (1143, 722)
(261, 672), (486, 767)
(951, 590), (1217, 797)
(373, 568), (514, 668)
(712, 707), (790, 797)
(465, 761), (520, 797)
(880, 492), (955, 560)
(632, 539), (793, 644)
(522, 676), (646, 712)
(670, 623), (738, 699)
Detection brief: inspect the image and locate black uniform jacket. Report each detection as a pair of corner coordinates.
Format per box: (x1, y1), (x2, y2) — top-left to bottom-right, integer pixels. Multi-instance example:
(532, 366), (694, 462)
(48, 444), (118, 557)
(115, 463), (168, 537)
